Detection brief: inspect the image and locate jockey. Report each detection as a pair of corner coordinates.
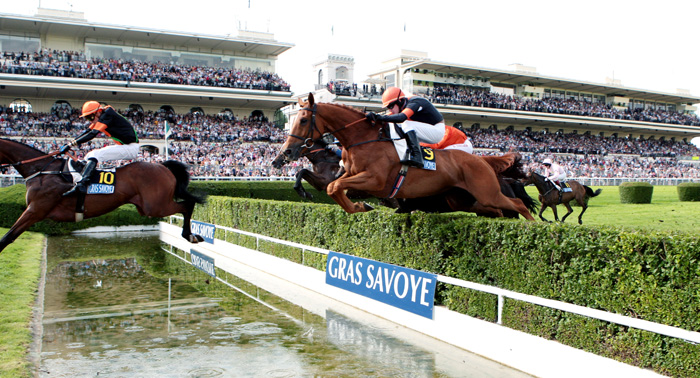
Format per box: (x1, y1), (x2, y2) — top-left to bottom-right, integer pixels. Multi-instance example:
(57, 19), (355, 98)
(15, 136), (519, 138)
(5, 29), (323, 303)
(421, 125), (473, 153)
(60, 101), (140, 196)
(366, 87), (446, 167)
(542, 158), (567, 191)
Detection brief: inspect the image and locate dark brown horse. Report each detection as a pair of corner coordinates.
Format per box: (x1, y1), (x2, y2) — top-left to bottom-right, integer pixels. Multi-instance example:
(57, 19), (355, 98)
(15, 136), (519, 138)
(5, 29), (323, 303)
(273, 93), (535, 220)
(0, 138), (205, 253)
(523, 171), (601, 224)
(275, 139), (537, 219)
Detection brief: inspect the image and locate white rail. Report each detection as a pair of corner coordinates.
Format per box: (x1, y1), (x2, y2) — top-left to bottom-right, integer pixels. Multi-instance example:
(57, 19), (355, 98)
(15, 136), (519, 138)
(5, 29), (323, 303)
(168, 216), (700, 345)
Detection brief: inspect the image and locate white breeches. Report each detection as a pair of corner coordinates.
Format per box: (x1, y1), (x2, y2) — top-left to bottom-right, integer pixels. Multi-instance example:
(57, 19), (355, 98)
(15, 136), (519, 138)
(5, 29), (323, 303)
(85, 143), (140, 163)
(400, 120), (445, 144)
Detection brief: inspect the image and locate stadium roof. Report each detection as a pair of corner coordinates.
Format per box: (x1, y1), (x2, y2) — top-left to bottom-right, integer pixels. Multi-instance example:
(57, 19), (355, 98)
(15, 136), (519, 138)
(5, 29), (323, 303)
(401, 60), (700, 105)
(0, 12), (294, 57)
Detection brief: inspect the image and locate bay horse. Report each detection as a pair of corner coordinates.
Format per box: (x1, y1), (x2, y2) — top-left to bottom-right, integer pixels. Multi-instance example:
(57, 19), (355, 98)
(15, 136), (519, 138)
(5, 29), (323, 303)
(0, 138), (205, 253)
(523, 171), (602, 224)
(273, 93), (535, 220)
(274, 138), (537, 219)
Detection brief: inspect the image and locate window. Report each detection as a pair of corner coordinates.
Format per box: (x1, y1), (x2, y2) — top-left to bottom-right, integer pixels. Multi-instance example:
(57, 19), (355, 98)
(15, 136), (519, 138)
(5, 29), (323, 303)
(9, 98), (31, 113)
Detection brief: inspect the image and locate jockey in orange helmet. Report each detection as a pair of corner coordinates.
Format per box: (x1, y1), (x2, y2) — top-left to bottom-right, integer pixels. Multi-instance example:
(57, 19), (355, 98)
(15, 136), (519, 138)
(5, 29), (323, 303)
(366, 87), (446, 167)
(60, 101), (140, 196)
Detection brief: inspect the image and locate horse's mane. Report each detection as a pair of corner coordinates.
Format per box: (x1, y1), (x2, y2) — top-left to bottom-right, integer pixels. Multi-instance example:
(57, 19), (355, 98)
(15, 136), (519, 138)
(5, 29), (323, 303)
(320, 102), (367, 118)
(0, 138), (47, 154)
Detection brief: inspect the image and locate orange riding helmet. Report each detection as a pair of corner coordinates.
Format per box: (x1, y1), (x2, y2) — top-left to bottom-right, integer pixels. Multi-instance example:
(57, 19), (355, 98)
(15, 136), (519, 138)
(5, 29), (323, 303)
(80, 101), (102, 118)
(382, 87), (407, 108)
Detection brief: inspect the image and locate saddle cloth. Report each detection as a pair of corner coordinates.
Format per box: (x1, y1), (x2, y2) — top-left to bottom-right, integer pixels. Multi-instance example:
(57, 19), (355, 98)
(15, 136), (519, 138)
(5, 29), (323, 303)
(388, 124), (436, 170)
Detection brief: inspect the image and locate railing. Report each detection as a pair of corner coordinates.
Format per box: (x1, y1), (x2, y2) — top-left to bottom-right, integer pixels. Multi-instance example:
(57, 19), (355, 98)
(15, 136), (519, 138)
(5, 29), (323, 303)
(166, 215), (700, 345)
(2, 173), (698, 188)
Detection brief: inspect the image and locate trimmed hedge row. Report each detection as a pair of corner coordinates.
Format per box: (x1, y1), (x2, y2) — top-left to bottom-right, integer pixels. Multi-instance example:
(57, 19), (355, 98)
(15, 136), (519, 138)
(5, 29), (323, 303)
(619, 182), (654, 203)
(678, 182), (700, 202)
(189, 181), (336, 203)
(192, 196), (700, 377)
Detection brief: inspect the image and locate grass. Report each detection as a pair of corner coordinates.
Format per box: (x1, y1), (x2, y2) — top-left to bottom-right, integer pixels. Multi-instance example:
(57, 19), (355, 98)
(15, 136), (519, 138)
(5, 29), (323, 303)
(0, 229), (44, 378)
(524, 185), (700, 234)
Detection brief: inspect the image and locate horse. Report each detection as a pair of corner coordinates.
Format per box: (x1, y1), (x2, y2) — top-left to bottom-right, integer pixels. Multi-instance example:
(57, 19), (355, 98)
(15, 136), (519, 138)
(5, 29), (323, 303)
(273, 93), (535, 220)
(522, 171), (602, 224)
(0, 138), (206, 253)
(275, 139), (538, 219)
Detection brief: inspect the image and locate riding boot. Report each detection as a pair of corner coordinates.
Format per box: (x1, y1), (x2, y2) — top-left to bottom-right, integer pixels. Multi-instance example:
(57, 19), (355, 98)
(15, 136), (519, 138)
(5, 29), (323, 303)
(63, 158), (98, 196)
(401, 130), (424, 168)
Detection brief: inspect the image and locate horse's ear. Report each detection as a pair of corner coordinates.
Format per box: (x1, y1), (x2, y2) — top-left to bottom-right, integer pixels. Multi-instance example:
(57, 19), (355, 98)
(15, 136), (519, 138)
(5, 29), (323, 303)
(308, 92), (315, 106)
(297, 96), (305, 106)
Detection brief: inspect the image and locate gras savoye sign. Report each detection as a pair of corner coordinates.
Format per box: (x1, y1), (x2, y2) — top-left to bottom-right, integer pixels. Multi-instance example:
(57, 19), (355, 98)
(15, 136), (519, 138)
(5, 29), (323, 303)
(325, 251), (436, 319)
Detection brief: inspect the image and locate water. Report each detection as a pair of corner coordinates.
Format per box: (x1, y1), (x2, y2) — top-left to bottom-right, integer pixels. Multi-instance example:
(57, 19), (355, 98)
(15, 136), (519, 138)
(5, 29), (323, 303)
(40, 233), (531, 378)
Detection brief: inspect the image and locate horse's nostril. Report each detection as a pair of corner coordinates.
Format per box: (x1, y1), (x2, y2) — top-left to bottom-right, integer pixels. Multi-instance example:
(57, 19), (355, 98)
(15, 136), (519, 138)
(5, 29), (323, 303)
(284, 149), (292, 156)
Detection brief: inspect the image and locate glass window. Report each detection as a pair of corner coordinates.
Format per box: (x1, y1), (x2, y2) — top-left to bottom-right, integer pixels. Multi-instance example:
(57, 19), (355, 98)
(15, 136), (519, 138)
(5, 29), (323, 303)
(0, 34), (40, 53)
(10, 98), (32, 113)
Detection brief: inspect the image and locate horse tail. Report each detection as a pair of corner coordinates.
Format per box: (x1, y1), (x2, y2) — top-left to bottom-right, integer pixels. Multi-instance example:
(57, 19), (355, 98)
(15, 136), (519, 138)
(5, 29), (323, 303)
(508, 178), (539, 213)
(584, 186), (602, 198)
(162, 160), (206, 204)
(482, 152), (527, 180)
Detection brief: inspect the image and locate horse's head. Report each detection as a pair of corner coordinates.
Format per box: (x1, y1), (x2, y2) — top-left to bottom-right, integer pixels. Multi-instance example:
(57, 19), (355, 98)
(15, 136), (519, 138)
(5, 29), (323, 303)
(274, 93), (322, 167)
(274, 93), (369, 167)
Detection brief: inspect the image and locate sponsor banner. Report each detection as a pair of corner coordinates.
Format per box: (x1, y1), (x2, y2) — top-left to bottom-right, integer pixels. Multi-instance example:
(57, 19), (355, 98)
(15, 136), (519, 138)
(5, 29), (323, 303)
(326, 251), (437, 319)
(191, 220), (215, 244)
(190, 249), (216, 277)
(87, 183), (115, 194)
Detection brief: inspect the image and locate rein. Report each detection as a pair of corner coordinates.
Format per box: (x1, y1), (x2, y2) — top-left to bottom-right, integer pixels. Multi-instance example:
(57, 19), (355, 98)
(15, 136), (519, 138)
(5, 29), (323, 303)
(289, 104), (389, 152)
(0, 150), (62, 169)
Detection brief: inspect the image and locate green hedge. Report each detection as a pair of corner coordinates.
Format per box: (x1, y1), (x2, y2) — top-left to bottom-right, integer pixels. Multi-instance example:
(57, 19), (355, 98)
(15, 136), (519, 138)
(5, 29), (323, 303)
(189, 180), (336, 203)
(0, 185), (159, 235)
(619, 182), (654, 204)
(192, 196), (700, 377)
(677, 183), (700, 202)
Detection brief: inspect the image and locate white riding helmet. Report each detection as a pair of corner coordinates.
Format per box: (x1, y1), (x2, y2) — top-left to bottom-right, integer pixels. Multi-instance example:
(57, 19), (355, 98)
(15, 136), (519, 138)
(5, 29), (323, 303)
(542, 158), (553, 165)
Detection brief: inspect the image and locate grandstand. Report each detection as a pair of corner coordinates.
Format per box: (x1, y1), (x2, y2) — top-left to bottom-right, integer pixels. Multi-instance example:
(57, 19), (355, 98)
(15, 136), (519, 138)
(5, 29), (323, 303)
(1, 10), (700, 184)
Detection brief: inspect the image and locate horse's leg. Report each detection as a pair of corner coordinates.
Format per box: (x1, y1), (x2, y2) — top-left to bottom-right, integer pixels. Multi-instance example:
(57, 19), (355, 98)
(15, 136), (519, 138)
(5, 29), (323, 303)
(551, 203), (560, 222)
(560, 201), (574, 223)
(0, 204), (50, 253)
(326, 172), (383, 213)
(131, 193), (203, 243)
(538, 204), (550, 222)
(293, 169), (313, 199)
(576, 196), (589, 225)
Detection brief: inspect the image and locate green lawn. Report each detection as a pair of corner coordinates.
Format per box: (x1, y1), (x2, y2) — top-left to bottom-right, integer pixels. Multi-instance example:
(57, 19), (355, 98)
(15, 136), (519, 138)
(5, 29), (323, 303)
(0, 230), (44, 378)
(524, 185), (700, 234)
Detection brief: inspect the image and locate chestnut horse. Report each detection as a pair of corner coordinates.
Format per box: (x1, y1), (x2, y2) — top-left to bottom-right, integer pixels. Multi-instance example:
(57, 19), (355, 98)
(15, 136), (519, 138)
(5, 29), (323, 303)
(274, 138), (537, 219)
(523, 171), (602, 224)
(273, 93), (534, 220)
(0, 138), (205, 253)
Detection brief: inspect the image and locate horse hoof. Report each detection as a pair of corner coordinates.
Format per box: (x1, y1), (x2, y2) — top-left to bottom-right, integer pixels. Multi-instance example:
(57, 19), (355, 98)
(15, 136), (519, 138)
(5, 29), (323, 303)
(363, 203), (375, 211)
(187, 234), (204, 243)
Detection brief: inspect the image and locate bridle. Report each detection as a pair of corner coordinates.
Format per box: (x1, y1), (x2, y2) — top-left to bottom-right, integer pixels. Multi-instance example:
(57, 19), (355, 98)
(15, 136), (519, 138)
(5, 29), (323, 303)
(284, 103), (389, 161)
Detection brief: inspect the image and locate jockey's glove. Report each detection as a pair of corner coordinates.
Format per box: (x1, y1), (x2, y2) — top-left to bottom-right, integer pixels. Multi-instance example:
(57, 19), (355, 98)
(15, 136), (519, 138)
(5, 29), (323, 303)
(365, 112), (379, 122)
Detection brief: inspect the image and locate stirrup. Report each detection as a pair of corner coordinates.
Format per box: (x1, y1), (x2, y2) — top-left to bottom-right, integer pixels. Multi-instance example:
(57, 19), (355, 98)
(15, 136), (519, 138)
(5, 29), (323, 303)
(63, 183), (87, 197)
(401, 156), (423, 167)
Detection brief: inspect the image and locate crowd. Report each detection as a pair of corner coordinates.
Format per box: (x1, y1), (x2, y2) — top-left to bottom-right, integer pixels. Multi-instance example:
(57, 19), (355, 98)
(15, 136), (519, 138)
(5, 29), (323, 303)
(426, 86), (700, 126)
(0, 49), (291, 91)
(2, 105), (699, 179)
